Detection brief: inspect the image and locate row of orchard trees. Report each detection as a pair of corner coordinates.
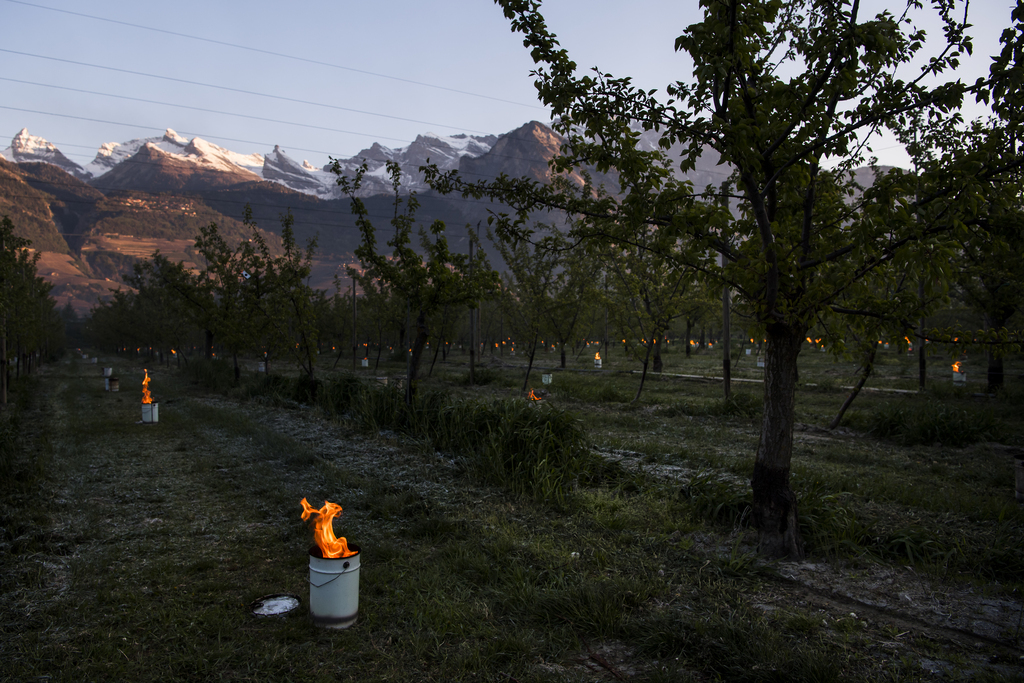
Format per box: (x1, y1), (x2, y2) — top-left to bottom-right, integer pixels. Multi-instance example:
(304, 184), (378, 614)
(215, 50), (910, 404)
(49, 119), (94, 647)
(85, 161), (731, 404)
(88, 209), (336, 392)
(0, 216), (65, 409)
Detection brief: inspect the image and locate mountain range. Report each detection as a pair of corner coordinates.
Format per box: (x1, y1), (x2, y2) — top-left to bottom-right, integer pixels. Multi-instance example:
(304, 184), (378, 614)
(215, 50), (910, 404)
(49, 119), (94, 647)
(1, 120), (729, 315)
(1, 126), (503, 199)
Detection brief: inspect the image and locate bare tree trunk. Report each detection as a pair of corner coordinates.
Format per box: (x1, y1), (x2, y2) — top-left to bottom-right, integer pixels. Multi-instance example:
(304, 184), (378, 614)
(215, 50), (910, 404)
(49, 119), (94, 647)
(521, 332), (540, 393)
(722, 282), (731, 399)
(751, 322), (806, 560)
(986, 314), (1005, 393)
(406, 309), (429, 405)
(633, 342), (653, 402)
(652, 336), (663, 373)
(829, 345), (877, 429)
(560, 344), (567, 369)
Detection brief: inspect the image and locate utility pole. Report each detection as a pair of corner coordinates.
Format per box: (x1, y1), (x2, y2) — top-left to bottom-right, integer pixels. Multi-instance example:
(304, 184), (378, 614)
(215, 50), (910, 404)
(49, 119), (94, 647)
(914, 123), (926, 392)
(722, 254), (731, 399)
(720, 181), (731, 399)
(351, 277), (357, 373)
(469, 235), (476, 385)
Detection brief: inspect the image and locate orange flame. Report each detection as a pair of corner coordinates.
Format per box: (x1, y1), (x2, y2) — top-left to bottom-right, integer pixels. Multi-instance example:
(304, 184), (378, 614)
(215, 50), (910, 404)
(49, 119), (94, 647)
(595, 352), (601, 361)
(528, 389), (541, 401)
(141, 369), (152, 404)
(952, 361), (962, 373)
(300, 498), (356, 558)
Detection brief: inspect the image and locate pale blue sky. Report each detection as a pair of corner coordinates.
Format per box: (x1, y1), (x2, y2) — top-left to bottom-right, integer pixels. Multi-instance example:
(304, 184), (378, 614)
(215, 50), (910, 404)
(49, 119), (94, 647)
(0, 0), (1014, 171)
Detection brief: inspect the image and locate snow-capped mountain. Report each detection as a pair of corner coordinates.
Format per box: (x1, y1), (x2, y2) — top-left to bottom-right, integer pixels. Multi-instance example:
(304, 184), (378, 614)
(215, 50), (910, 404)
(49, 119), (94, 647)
(325, 132), (499, 197)
(2, 128), (499, 199)
(2, 128), (89, 180)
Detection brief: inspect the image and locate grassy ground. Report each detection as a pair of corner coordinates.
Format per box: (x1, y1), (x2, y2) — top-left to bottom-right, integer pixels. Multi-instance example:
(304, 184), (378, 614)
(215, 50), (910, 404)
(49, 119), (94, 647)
(1, 346), (1023, 682)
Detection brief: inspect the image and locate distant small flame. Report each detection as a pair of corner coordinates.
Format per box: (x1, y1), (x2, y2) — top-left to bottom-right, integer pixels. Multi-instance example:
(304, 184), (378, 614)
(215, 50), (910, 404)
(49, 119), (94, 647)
(300, 498), (356, 558)
(142, 369), (152, 404)
(528, 389), (541, 401)
(595, 352), (601, 361)
(952, 361), (962, 373)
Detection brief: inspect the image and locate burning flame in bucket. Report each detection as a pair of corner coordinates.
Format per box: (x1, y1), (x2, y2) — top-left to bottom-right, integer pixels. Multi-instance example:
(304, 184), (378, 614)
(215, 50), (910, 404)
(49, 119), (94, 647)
(528, 389), (541, 401)
(142, 369), (152, 404)
(595, 352), (601, 361)
(952, 361), (963, 373)
(300, 498), (356, 558)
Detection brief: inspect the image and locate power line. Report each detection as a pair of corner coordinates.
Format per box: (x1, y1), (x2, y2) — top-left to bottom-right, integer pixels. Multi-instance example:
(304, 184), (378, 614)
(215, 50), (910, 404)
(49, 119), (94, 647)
(4, 0), (543, 111)
(0, 49), (508, 138)
(0, 105), (352, 156)
(0, 105), (593, 180)
(0, 77), (494, 139)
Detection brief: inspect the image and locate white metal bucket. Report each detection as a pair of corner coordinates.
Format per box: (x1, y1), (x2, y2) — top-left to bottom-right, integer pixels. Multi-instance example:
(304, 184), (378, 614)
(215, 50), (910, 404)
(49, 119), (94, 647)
(594, 358), (602, 369)
(542, 374), (552, 385)
(104, 378), (110, 391)
(361, 358), (369, 367)
(103, 367), (112, 377)
(953, 371), (967, 386)
(308, 545), (360, 629)
(142, 403), (159, 423)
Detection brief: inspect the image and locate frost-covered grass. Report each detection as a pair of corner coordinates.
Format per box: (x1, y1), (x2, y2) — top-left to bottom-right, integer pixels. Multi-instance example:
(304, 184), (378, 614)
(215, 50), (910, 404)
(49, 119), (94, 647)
(1, 351), (1022, 682)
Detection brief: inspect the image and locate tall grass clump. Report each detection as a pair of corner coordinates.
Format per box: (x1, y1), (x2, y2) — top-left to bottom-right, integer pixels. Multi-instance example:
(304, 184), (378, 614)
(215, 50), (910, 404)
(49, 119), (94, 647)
(552, 373), (628, 403)
(659, 393), (761, 419)
(238, 373), (293, 404)
(457, 399), (600, 506)
(337, 382), (600, 505)
(796, 481), (874, 557)
(183, 358), (237, 392)
(864, 400), (999, 446)
(315, 374), (365, 415)
(682, 469), (751, 526)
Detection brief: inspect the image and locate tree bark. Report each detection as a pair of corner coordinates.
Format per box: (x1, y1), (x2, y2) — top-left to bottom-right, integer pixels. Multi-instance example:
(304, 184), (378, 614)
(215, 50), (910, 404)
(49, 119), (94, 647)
(829, 344), (876, 430)
(652, 337), (663, 373)
(406, 308), (429, 404)
(986, 314), (1006, 393)
(521, 332), (540, 393)
(633, 342), (653, 402)
(751, 322), (806, 560)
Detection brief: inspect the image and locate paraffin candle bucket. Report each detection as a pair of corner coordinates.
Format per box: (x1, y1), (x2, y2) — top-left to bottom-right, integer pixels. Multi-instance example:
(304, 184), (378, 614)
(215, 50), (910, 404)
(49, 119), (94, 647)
(103, 367), (112, 377)
(142, 403), (159, 423)
(308, 545), (360, 629)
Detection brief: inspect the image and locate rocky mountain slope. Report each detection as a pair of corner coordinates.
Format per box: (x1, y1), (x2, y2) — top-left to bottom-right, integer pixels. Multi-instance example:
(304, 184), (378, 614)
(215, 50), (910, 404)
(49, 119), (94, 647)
(0, 119), (772, 316)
